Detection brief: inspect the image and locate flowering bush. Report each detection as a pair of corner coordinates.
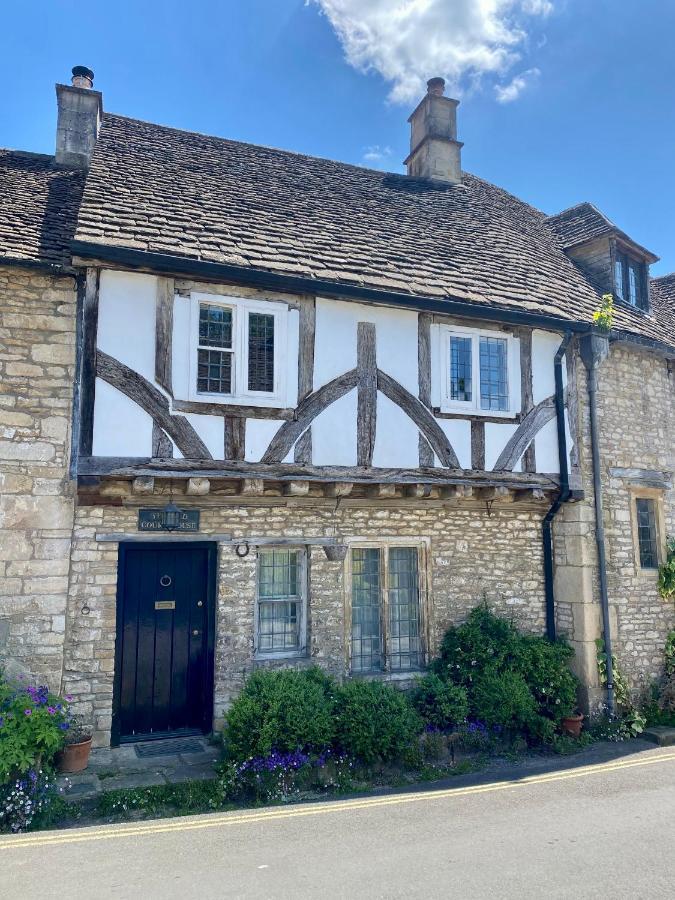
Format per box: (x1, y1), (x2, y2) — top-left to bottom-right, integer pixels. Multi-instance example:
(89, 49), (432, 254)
(431, 605), (580, 743)
(0, 767), (66, 833)
(218, 748), (354, 804)
(0, 674), (72, 782)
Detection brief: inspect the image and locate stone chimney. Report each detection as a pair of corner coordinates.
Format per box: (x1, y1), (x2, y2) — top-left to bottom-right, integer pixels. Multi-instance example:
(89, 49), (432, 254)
(404, 77), (463, 184)
(55, 66), (102, 168)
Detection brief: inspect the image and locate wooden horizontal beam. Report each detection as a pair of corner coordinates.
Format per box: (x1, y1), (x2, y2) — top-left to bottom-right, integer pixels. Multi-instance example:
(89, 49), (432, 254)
(77, 457), (559, 492)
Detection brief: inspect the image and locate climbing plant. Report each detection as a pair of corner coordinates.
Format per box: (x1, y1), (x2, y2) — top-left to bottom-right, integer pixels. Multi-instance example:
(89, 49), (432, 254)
(592, 293), (614, 333)
(657, 537), (675, 600)
(595, 639), (646, 736)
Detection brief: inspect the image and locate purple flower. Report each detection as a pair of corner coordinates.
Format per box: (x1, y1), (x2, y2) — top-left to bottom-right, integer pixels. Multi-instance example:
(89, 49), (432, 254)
(24, 709), (32, 717)
(59, 722), (69, 730)
(47, 707), (56, 715)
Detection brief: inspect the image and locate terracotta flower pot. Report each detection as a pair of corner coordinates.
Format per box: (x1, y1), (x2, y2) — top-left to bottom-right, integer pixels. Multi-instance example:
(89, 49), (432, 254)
(56, 737), (92, 774)
(561, 714), (584, 738)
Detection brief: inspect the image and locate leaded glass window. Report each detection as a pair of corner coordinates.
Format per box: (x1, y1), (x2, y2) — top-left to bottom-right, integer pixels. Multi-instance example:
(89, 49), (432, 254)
(479, 336), (509, 411)
(388, 548), (421, 671)
(197, 303), (233, 394)
(350, 546), (423, 673)
(635, 498), (659, 569)
(450, 336), (472, 402)
(256, 549), (305, 653)
(248, 312), (275, 392)
(351, 548), (382, 672)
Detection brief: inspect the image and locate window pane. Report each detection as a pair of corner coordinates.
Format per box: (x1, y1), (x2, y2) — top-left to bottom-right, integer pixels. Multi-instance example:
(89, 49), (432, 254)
(450, 336), (472, 402)
(257, 550), (301, 652)
(197, 348), (232, 394)
(248, 312), (275, 392)
(614, 258), (625, 301)
(351, 548), (382, 672)
(636, 499), (658, 569)
(628, 264), (638, 306)
(479, 336), (509, 411)
(388, 548), (421, 671)
(199, 304), (232, 348)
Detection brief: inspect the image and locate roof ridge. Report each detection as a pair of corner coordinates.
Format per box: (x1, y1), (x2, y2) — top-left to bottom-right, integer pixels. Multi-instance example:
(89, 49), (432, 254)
(0, 148), (56, 162)
(102, 111), (407, 180)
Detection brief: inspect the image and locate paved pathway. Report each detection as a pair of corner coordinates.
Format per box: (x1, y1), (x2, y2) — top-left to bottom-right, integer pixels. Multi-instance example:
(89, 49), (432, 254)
(7, 744), (675, 899)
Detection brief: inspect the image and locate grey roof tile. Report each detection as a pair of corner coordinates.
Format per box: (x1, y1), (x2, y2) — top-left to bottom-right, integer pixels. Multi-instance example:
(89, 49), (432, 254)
(0, 149), (85, 267)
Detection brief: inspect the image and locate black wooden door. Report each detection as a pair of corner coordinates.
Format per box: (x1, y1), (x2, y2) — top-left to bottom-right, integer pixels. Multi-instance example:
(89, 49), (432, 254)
(115, 543), (215, 742)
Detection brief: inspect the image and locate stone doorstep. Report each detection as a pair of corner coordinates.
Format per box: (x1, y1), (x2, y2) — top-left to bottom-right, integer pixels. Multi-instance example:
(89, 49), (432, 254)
(57, 738), (221, 801)
(642, 726), (675, 747)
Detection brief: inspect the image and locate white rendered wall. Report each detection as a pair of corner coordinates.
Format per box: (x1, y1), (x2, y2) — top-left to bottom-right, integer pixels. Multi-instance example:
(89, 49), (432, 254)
(92, 379), (153, 457)
(314, 298), (419, 393)
(312, 390), (358, 466)
(97, 270), (158, 384)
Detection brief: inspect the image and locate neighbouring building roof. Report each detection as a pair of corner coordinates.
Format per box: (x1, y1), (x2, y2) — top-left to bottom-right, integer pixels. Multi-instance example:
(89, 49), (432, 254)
(0, 149), (85, 268)
(73, 113), (674, 348)
(545, 201), (659, 262)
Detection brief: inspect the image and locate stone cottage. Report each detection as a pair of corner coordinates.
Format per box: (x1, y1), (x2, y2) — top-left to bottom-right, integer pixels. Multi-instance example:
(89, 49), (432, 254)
(1, 67), (673, 747)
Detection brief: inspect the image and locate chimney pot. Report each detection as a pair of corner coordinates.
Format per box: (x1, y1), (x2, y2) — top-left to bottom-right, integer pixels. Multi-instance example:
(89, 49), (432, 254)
(426, 77), (445, 97)
(71, 66), (95, 89)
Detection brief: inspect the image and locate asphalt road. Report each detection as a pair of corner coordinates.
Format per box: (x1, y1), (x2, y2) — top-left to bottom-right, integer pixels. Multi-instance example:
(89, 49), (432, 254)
(3, 745), (675, 900)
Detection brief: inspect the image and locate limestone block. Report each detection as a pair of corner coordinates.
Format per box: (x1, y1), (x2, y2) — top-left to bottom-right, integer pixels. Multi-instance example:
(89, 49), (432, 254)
(0, 441), (55, 462)
(0, 495), (73, 530)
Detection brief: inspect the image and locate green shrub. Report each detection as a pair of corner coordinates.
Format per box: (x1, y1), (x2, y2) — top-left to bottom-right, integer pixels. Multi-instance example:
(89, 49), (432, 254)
(471, 670), (544, 739)
(334, 681), (422, 764)
(412, 674), (468, 731)
(224, 668), (335, 762)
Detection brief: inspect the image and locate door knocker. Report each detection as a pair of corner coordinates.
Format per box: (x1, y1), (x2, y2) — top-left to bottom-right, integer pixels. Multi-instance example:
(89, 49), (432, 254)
(160, 575), (172, 587)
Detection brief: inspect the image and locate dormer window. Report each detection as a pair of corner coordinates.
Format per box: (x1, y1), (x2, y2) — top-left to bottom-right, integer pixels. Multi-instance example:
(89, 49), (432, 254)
(614, 251), (648, 311)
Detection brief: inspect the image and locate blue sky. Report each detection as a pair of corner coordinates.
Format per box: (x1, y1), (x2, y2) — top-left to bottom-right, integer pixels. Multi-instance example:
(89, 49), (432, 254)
(2, 0), (673, 274)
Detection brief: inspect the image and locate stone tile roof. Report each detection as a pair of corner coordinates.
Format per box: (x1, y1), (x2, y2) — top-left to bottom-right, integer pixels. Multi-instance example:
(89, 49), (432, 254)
(545, 202), (658, 262)
(66, 113), (668, 350)
(0, 149), (85, 268)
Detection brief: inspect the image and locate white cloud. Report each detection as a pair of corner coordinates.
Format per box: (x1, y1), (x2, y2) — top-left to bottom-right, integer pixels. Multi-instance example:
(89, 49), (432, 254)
(310, 0), (552, 103)
(361, 144), (393, 167)
(494, 66), (540, 102)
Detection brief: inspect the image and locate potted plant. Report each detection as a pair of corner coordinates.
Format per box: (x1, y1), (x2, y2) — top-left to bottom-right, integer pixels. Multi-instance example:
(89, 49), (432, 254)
(56, 717), (93, 773)
(560, 711), (584, 738)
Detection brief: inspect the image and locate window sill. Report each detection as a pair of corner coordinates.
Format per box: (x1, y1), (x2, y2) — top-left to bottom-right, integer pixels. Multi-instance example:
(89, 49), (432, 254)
(254, 650), (308, 662)
(614, 298), (651, 317)
(435, 405), (518, 421)
(349, 670), (424, 681)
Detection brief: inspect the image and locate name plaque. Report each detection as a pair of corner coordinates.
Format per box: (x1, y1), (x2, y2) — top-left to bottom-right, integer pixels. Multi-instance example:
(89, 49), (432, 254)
(138, 508), (200, 532)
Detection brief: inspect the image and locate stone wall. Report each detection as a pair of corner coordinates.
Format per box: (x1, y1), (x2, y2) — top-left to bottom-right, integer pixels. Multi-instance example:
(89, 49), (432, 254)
(62, 498), (548, 746)
(554, 339), (675, 708)
(0, 264), (76, 688)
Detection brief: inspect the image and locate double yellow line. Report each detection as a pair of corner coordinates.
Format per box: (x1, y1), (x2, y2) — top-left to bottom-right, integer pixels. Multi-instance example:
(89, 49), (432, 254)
(2, 749), (674, 850)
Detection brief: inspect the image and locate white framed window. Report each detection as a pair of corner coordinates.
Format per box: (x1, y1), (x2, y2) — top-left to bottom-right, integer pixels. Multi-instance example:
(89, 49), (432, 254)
(188, 292), (288, 406)
(254, 547), (308, 658)
(435, 325), (520, 417)
(348, 543), (427, 674)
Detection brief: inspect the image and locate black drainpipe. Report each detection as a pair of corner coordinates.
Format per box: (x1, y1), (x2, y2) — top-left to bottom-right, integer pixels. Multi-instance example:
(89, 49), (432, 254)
(542, 332), (573, 641)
